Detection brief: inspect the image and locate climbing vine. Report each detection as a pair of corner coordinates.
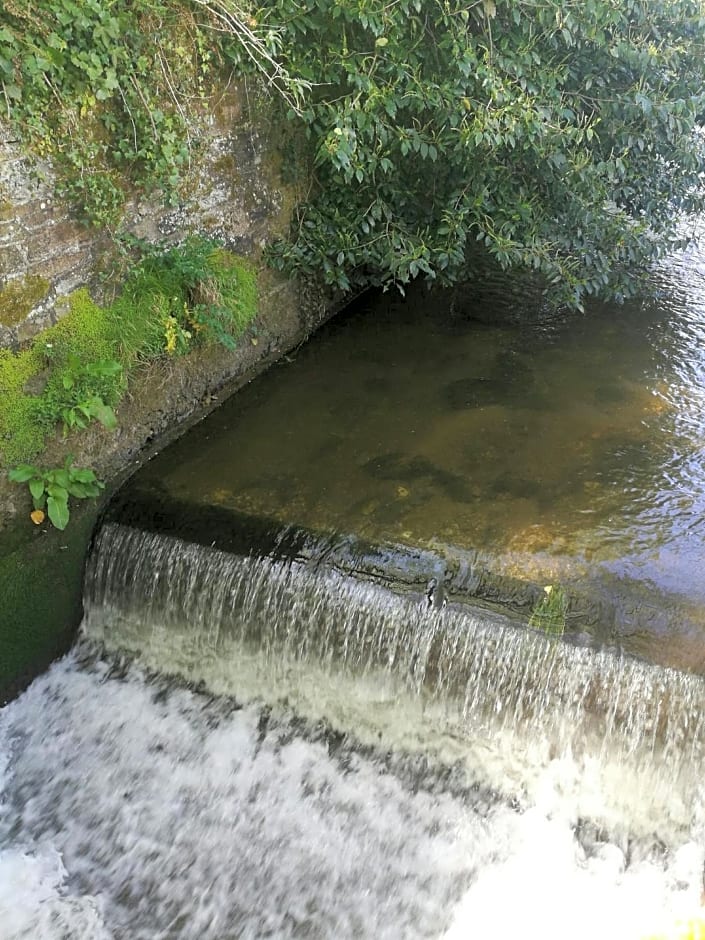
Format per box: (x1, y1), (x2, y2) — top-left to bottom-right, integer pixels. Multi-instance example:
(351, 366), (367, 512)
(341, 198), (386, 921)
(0, 0), (304, 226)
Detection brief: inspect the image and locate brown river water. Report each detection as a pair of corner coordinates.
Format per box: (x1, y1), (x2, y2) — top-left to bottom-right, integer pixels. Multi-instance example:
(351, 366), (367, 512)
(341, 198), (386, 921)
(130, 242), (705, 671)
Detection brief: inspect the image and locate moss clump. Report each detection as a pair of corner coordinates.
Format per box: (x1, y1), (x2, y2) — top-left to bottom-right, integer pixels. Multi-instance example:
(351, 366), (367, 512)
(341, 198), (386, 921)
(0, 347), (46, 464)
(0, 503), (98, 703)
(0, 275), (51, 327)
(0, 239), (258, 470)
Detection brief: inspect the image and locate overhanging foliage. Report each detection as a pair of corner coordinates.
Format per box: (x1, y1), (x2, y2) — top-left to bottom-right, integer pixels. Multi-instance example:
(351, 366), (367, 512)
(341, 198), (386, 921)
(262, 0), (705, 308)
(2, 0), (704, 308)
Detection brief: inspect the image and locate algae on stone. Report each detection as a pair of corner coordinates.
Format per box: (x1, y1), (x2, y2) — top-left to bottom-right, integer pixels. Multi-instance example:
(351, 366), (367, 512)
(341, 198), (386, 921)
(0, 275), (51, 327)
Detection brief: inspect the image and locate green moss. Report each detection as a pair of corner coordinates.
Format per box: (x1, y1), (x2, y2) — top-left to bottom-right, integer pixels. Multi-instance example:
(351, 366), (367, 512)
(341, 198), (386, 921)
(0, 275), (51, 326)
(0, 503), (98, 703)
(0, 348), (46, 465)
(0, 241), (258, 471)
(0, 289), (121, 467)
(42, 290), (116, 363)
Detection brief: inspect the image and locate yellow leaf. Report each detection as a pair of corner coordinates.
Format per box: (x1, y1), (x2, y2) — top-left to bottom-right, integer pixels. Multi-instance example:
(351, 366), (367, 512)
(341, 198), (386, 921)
(30, 509), (45, 525)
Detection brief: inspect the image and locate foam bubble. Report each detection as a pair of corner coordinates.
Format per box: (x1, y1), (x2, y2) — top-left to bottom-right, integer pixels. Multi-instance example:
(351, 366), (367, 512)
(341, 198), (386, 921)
(0, 846), (110, 940)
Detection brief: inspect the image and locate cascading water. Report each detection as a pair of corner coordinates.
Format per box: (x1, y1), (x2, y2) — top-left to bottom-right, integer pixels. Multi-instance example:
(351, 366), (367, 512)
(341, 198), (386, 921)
(3, 521), (705, 939)
(82, 523), (705, 839)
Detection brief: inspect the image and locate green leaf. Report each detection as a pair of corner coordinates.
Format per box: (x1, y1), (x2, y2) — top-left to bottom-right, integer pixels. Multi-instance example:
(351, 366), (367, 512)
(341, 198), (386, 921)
(48, 469), (70, 489)
(91, 401), (118, 430)
(47, 495), (70, 530)
(9, 465), (38, 483)
(66, 481), (99, 498)
(70, 467), (100, 484)
(46, 484), (69, 505)
(29, 478), (46, 502)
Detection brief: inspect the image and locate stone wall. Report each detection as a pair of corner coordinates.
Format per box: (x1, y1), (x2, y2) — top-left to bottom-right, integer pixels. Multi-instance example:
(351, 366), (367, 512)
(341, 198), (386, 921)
(0, 83), (337, 702)
(0, 84), (294, 347)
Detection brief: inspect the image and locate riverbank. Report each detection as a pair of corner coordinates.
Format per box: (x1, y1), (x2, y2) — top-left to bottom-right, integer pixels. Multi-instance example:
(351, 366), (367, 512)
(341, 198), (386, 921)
(0, 62), (329, 701)
(0, 266), (337, 703)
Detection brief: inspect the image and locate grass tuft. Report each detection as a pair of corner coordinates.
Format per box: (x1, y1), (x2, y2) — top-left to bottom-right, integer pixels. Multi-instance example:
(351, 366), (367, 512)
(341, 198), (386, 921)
(0, 239), (258, 469)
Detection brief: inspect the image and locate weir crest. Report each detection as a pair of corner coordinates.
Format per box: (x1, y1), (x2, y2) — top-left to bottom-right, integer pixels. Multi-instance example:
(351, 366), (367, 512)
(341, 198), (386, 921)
(82, 521), (705, 842)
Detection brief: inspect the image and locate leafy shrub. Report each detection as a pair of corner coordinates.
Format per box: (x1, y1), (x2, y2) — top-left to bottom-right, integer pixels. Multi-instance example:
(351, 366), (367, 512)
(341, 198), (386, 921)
(261, 0), (705, 308)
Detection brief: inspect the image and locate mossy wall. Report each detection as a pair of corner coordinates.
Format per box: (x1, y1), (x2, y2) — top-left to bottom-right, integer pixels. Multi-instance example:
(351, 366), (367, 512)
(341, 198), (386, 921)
(0, 275), (50, 327)
(0, 81), (330, 702)
(0, 81), (292, 348)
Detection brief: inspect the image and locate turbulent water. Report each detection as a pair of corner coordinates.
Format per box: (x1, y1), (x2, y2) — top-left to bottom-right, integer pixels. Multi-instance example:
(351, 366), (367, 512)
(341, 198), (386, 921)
(3, 523), (705, 939)
(7, 238), (705, 939)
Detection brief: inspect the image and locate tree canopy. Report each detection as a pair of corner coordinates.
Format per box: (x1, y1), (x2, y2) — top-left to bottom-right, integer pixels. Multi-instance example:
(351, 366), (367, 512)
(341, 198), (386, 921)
(260, 0), (705, 307)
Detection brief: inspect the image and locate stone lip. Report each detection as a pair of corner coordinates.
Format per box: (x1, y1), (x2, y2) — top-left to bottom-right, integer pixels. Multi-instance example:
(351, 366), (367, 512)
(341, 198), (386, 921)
(104, 481), (705, 677)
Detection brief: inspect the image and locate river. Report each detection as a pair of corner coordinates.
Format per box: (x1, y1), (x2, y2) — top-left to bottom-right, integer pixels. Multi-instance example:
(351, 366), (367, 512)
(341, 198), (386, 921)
(3, 242), (705, 938)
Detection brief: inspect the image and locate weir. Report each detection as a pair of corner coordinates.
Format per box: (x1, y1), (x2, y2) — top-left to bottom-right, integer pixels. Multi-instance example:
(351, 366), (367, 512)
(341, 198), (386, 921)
(82, 519), (705, 842)
(7, 272), (705, 937)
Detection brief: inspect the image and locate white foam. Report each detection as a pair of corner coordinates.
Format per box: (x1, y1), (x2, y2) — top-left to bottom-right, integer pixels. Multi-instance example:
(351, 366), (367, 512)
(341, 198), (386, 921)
(1, 654), (704, 939)
(0, 846), (110, 940)
(443, 814), (702, 940)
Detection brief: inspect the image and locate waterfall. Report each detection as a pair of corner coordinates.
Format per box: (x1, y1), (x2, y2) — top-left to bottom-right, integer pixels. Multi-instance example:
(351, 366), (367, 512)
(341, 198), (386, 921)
(81, 521), (705, 841)
(4, 519), (705, 939)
